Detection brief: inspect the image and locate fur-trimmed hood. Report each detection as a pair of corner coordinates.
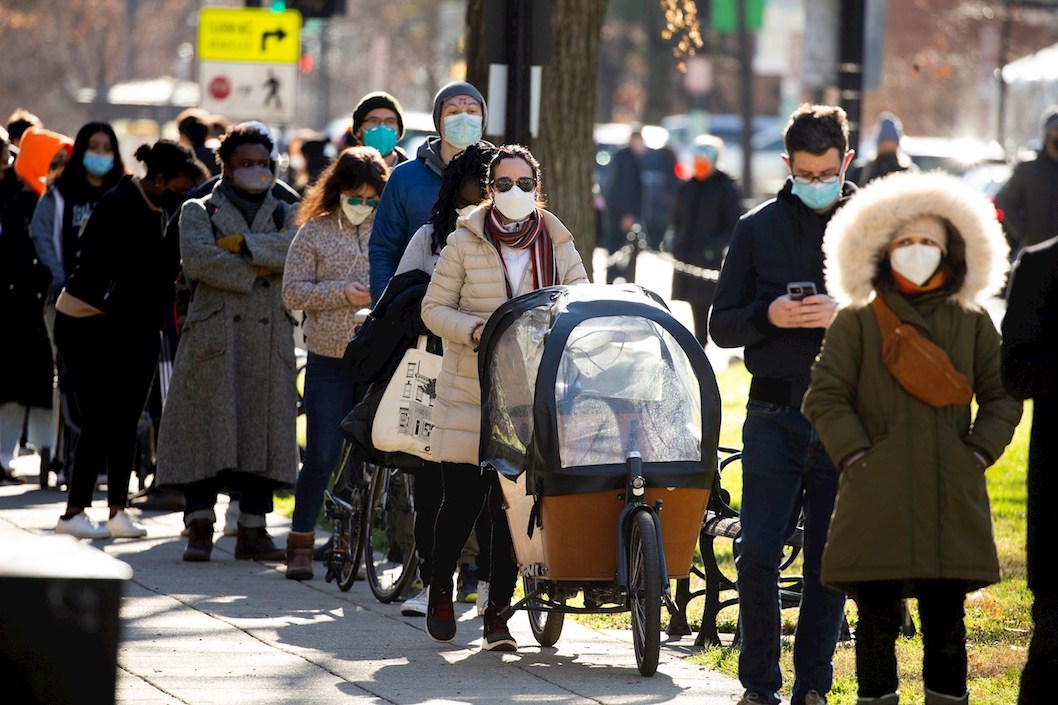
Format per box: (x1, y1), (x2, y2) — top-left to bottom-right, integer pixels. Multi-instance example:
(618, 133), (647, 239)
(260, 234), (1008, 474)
(823, 171), (1009, 310)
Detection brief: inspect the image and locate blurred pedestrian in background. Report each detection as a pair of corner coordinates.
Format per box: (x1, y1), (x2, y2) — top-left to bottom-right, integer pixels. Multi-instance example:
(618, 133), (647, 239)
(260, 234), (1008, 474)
(603, 126), (647, 282)
(4, 108), (42, 148)
(804, 171), (1021, 705)
(710, 104), (856, 705)
(176, 108), (221, 177)
(1002, 234), (1058, 705)
(369, 80), (489, 304)
(281, 146), (387, 580)
(351, 91), (409, 168)
(0, 126), (53, 485)
(156, 125), (298, 562)
(667, 134), (742, 346)
(852, 112), (918, 186)
(421, 144), (588, 652)
(52, 140), (207, 539)
(996, 106), (1058, 257)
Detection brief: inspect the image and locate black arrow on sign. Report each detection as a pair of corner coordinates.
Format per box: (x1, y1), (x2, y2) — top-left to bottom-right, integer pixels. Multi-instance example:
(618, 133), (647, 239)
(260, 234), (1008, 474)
(261, 27), (287, 52)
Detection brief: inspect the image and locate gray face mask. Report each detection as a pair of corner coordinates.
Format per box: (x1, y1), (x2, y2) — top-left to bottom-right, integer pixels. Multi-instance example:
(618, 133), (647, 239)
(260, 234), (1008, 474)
(232, 166), (274, 194)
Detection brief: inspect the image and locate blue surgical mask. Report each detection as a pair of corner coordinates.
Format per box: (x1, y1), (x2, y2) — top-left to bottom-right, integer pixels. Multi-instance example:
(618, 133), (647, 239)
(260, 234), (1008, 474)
(83, 152), (114, 177)
(362, 124), (398, 156)
(442, 113), (483, 150)
(791, 178), (841, 211)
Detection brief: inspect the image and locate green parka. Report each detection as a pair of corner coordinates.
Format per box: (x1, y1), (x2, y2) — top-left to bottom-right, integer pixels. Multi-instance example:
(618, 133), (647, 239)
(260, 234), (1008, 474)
(802, 171), (1023, 596)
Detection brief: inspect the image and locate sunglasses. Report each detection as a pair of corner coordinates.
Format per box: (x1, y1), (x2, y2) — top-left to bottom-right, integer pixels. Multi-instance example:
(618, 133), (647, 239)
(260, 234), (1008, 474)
(346, 196), (379, 207)
(491, 176), (537, 193)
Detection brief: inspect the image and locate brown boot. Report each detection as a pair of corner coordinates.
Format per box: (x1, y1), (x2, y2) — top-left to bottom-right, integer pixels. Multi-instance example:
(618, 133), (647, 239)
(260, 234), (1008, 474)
(285, 531), (315, 580)
(235, 525), (285, 561)
(183, 518), (214, 562)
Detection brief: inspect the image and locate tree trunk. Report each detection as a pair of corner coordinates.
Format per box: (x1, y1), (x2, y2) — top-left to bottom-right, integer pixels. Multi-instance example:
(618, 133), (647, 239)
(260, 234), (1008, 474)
(465, 0), (488, 94)
(536, 0), (608, 279)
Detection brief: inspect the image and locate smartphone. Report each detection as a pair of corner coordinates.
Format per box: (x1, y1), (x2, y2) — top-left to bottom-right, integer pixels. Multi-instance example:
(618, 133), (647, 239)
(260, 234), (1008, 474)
(787, 281), (817, 301)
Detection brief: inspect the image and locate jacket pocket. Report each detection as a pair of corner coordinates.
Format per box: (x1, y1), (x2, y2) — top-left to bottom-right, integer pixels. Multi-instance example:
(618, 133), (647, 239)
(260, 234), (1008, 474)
(185, 301), (226, 361)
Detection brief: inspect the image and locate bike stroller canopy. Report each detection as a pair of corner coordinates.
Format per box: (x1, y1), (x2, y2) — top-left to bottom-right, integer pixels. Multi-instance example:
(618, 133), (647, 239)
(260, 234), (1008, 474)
(479, 284), (720, 497)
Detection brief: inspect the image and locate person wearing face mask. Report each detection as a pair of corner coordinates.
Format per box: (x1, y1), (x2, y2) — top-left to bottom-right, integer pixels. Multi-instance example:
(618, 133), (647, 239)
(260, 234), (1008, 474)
(369, 81), (490, 304)
(668, 134), (742, 346)
(851, 112), (918, 187)
(351, 91), (409, 169)
(31, 121), (126, 302)
(382, 142), (498, 617)
(803, 171), (1022, 705)
(154, 125), (300, 563)
(420, 144), (588, 652)
(279, 147), (388, 579)
(710, 104), (857, 705)
(49, 141), (208, 539)
(996, 105), (1058, 257)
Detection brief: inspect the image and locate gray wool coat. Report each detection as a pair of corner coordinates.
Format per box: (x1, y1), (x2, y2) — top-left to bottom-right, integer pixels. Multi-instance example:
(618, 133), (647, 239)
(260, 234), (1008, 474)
(155, 182), (299, 489)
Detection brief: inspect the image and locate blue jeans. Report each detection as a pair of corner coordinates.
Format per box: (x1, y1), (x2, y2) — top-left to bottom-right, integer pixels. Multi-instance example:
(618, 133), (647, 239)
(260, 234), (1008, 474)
(291, 353), (362, 533)
(736, 401), (846, 705)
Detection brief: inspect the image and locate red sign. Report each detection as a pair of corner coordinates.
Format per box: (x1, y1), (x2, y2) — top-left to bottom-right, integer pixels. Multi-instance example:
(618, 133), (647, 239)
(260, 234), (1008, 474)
(208, 75), (232, 100)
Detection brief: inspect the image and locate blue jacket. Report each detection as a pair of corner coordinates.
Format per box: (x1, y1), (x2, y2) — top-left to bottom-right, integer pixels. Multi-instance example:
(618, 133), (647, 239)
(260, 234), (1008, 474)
(368, 138), (445, 303)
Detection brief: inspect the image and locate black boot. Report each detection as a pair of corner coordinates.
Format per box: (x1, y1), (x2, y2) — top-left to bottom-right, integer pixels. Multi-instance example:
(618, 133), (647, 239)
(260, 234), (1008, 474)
(183, 518), (214, 562)
(234, 525), (285, 561)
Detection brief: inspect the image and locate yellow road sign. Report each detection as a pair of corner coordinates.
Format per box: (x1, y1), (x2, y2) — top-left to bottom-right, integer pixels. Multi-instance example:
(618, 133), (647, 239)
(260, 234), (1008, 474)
(198, 7), (301, 64)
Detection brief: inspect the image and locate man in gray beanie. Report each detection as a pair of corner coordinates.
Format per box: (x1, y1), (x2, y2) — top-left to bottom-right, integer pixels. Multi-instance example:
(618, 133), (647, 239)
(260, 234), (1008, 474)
(997, 105), (1058, 256)
(368, 80), (489, 303)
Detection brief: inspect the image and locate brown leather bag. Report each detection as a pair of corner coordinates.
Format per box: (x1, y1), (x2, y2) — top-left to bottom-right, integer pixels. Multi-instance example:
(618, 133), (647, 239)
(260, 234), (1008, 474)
(871, 295), (973, 407)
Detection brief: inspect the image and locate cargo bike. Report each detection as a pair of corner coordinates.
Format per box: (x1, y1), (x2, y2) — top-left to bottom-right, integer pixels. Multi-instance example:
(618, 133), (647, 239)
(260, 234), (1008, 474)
(478, 284), (720, 676)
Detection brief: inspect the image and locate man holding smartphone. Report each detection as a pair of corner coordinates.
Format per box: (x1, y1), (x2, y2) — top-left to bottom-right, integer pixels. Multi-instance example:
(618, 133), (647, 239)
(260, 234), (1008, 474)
(709, 104), (855, 705)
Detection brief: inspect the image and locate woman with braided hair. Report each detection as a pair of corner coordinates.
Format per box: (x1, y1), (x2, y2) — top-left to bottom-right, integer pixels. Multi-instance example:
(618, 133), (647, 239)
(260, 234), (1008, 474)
(420, 144), (588, 651)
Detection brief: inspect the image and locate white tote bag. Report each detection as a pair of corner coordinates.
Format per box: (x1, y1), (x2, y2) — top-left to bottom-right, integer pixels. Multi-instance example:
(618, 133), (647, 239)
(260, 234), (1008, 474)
(372, 336), (441, 460)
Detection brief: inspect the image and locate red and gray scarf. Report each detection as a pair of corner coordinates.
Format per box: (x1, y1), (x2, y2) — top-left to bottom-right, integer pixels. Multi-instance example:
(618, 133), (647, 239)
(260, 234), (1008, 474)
(483, 207), (557, 298)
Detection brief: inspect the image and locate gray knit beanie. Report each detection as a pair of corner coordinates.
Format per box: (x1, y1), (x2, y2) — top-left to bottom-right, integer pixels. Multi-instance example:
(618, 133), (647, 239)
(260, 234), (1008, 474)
(432, 81), (488, 133)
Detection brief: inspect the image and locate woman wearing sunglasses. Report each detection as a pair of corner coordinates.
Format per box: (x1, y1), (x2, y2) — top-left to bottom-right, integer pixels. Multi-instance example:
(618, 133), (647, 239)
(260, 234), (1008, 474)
(281, 146), (388, 579)
(421, 144), (588, 651)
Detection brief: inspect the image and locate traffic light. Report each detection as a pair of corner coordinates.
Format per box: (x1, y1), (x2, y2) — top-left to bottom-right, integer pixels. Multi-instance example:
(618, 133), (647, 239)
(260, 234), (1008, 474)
(245, 0), (345, 17)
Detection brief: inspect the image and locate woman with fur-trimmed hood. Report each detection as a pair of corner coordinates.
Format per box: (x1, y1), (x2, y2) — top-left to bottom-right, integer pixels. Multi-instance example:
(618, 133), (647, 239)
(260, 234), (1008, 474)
(802, 171), (1022, 705)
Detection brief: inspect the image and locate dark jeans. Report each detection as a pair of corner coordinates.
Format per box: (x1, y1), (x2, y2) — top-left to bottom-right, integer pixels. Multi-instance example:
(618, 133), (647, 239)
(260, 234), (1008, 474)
(54, 313), (159, 509)
(854, 580), (968, 698)
(736, 401), (845, 705)
(183, 474), (276, 520)
(291, 353), (362, 533)
(1019, 592), (1058, 704)
(431, 462), (516, 616)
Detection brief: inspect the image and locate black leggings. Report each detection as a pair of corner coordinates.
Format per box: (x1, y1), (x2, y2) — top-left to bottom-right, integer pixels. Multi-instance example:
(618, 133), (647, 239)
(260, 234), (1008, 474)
(412, 462), (492, 588)
(54, 313), (159, 510)
(853, 579), (968, 698)
(430, 462), (516, 614)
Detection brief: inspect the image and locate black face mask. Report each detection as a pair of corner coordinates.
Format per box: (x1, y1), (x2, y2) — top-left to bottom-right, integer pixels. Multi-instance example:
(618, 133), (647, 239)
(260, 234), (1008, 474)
(151, 190), (185, 215)
(1051, 137), (1058, 152)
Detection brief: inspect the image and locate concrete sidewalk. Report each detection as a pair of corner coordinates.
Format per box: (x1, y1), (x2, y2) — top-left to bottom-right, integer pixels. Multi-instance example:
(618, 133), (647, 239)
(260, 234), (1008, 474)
(0, 461), (744, 705)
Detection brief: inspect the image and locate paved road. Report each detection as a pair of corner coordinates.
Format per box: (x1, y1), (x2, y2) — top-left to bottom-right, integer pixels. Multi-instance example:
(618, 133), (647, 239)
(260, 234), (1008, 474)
(1, 468), (745, 705)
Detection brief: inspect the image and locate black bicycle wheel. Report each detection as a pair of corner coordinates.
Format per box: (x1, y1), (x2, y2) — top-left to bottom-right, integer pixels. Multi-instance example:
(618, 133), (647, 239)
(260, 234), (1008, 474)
(523, 575), (564, 647)
(326, 441), (365, 592)
(364, 465), (419, 603)
(629, 510), (662, 676)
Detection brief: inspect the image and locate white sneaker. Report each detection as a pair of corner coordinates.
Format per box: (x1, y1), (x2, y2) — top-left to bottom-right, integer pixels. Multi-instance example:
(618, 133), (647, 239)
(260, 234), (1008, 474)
(106, 510), (147, 538)
(223, 500), (240, 537)
(56, 512), (111, 540)
(401, 587), (429, 617)
(476, 580), (489, 617)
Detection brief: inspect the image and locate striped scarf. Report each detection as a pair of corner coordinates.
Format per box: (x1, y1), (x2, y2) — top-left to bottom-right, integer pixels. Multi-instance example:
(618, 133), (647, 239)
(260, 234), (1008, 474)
(483, 207), (557, 298)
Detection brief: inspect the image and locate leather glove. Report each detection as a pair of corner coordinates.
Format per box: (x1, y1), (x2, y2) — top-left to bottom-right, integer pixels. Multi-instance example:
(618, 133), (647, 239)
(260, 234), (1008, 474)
(215, 234), (246, 254)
